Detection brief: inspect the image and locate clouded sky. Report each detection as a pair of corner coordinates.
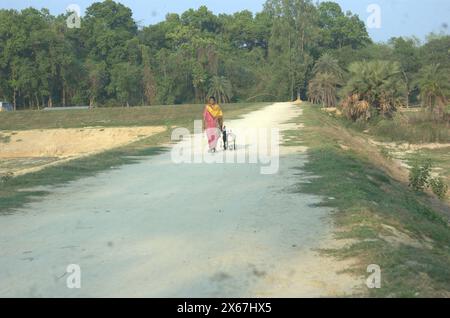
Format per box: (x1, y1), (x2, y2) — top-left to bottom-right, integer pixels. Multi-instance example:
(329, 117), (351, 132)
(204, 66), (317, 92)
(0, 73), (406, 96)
(1, 0), (449, 42)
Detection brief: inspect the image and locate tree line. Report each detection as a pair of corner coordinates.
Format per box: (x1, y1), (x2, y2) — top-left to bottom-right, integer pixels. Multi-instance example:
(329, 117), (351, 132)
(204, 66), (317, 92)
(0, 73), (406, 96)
(308, 34), (450, 121)
(0, 0), (369, 108)
(0, 0), (448, 113)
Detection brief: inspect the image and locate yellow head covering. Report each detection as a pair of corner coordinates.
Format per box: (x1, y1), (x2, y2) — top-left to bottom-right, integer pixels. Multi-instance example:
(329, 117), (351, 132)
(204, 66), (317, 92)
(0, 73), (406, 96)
(206, 103), (223, 118)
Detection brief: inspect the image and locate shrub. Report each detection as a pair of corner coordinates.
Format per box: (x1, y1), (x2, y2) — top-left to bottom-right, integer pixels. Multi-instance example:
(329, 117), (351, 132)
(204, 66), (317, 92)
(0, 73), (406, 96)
(341, 94), (371, 121)
(430, 177), (449, 200)
(409, 159), (432, 192)
(408, 158), (449, 200)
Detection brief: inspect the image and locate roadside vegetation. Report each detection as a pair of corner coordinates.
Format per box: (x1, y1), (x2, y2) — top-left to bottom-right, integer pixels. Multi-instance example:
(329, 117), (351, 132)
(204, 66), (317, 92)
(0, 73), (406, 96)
(306, 31), (449, 142)
(305, 27), (450, 204)
(343, 110), (450, 144)
(334, 108), (450, 201)
(286, 104), (450, 297)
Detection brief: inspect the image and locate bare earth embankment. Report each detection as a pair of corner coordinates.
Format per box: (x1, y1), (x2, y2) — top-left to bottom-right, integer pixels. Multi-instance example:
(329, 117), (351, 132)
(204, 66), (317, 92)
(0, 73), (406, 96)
(0, 126), (166, 176)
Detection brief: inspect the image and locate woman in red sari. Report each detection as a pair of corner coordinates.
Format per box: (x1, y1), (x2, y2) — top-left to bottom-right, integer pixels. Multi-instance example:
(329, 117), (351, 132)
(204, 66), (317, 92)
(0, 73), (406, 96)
(203, 96), (224, 153)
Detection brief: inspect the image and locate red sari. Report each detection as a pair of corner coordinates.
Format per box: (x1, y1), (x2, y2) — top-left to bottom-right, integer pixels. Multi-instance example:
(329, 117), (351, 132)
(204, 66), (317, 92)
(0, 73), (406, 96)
(203, 103), (223, 150)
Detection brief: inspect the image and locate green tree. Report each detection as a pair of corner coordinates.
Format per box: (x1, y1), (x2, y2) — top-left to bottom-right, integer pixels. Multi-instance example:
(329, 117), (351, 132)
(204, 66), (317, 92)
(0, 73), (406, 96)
(1, 0), (437, 110)
(308, 72), (339, 107)
(208, 76), (233, 103)
(341, 60), (406, 118)
(308, 53), (343, 107)
(219, 10), (271, 52)
(108, 62), (142, 107)
(141, 45), (157, 105)
(264, 0), (319, 100)
(82, 0), (137, 64)
(389, 37), (421, 107)
(85, 59), (107, 107)
(317, 1), (370, 50)
(312, 53), (344, 79)
(181, 6), (221, 34)
(421, 35), (450, 70)
(415, 64), (450, 119)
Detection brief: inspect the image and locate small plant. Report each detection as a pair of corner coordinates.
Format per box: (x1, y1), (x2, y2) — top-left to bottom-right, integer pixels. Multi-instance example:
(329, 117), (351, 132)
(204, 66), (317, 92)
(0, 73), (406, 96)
(0, 172), (14, 183)
(430, 177), (449, 200)
(408, 158), (449, 200)
(409, 159), (432, 192)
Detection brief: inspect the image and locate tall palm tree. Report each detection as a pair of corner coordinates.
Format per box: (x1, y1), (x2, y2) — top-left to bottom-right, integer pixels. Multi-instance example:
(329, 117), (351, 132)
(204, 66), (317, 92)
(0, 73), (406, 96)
(307, 53), (343, 107)
(415, 64), (450, 119)
(208, 76), (233, 104)
(312, 53), (344, 80)
(308, 72), (339, 107)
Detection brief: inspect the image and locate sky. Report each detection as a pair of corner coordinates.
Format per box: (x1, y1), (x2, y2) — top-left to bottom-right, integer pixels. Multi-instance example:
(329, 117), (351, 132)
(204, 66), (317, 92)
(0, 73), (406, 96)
(0, 0), (449, 42)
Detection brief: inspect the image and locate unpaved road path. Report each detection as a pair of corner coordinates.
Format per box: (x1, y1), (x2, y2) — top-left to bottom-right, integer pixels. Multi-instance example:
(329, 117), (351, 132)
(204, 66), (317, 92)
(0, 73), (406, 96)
(0, 102), (360, 297)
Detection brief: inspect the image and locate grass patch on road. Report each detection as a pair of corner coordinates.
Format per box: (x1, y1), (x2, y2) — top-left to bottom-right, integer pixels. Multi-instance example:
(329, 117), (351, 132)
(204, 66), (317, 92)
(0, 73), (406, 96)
(0, 102), (268, 213)
(285, 104), (450, 297)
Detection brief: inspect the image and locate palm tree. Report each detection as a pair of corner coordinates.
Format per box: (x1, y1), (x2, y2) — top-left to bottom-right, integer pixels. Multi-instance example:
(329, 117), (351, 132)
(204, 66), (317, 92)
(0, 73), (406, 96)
(192, 63), (207, 103)
(341, 60), (406, 118)
(307, 79), (321, 105)
(307, 53), (344, 107)
(308, 72), (339, 107)
(208, 76), (233, 103)
(415, 64), (450, 119)
(312, 53), (344, 80)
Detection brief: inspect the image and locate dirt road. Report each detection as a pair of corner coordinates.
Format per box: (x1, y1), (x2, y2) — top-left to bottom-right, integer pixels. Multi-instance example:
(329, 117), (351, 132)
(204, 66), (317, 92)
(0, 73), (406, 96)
(0, 102), (360, 297)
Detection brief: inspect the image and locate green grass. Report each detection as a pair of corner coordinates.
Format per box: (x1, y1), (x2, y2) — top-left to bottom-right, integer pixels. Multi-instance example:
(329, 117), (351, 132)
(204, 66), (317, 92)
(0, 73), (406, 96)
(404, 147), (450, 185)
(286, 104), (450, 297)
(340, 110), (450, 144)
(334, 105), (450, 201)
(0, 102), (268, 213)
(0, 103), (269, 131)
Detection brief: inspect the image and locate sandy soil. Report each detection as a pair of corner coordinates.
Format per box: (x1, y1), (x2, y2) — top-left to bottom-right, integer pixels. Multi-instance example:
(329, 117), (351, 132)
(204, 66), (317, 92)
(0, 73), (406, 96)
(0, 103), (362, 297)
(369, 139), (450, 152)
(0, 126), (166, 175)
